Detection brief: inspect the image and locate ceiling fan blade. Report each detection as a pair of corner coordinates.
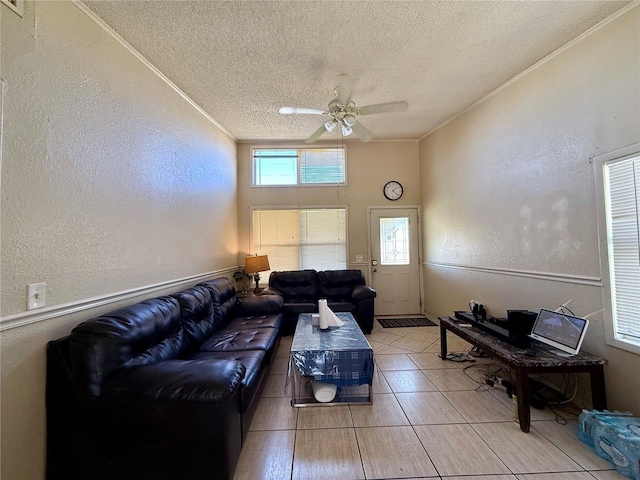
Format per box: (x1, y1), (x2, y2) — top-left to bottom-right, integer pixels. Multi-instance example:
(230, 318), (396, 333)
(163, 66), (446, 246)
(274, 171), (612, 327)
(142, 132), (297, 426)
(351, 121), (373, 143)
(336, 75), (354, 105)
(305, 124), (327, 143)
(279, 107), (326, 115)
(358, 101), (408, 116)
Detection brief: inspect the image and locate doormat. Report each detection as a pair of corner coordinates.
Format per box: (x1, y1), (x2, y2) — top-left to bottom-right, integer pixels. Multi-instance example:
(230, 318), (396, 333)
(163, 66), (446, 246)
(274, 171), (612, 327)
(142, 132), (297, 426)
(377, 317), (437, 328)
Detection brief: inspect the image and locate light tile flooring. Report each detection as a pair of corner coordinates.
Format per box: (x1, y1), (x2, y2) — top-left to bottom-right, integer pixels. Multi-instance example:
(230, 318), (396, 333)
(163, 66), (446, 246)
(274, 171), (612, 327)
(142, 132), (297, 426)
(233, 318), (624, 480)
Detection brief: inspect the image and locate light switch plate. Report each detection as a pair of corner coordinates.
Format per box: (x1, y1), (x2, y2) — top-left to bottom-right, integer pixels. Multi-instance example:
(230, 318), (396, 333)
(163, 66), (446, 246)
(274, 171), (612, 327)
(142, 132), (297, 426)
(355, 255), (363, 262)
(27, 283), (46, 310)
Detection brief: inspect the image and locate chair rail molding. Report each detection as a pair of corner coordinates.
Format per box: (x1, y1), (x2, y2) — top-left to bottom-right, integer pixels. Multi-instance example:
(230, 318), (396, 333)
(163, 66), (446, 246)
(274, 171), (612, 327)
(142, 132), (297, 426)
(424, 261), (602, 287)
(0, 267), (237, 331)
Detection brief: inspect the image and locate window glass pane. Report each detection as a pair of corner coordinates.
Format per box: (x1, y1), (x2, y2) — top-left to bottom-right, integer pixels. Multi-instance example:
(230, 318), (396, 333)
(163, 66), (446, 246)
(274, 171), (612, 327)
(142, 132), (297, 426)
(253, 154), (297, 185)
(252, 210), (300, 271)
(300, 209), (347, 269)
(252, 208), (346, 271)
(605, 157), (640, 345)
(252, 148), (345, 186)
(379, 217), (410, 265)
(299, 148), (345, 184)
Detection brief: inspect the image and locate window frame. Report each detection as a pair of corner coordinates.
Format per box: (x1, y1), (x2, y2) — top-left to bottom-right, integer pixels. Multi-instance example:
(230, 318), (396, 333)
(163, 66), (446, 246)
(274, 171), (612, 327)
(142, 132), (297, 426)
(249, 205), (349, 272)
(594, 143), (640, 355)
(250, 145), (347, 187)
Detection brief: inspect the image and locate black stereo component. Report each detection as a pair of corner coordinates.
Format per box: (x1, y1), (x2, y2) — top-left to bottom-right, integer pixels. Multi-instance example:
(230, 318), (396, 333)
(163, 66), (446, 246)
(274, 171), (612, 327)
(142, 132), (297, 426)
(453, 310), (536, 348)
(506, 310), (538, 334)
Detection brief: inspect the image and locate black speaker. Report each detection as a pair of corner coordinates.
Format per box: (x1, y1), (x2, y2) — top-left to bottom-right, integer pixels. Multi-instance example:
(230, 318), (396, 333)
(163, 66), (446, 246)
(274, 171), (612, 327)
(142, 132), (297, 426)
(507, 310), (537, 334)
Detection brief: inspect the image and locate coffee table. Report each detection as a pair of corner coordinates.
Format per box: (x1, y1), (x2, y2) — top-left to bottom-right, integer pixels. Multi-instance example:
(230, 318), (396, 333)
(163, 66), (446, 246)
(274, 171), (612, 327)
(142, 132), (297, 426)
(289, 312), (374, 407)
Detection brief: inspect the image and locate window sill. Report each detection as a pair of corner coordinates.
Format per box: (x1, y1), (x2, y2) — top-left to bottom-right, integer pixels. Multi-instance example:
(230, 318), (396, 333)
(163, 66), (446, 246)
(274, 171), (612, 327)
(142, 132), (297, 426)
(605, 336), (640, 356)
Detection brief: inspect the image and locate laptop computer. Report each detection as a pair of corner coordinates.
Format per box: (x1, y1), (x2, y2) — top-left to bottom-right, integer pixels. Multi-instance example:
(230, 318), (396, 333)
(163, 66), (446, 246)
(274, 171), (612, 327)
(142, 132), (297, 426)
(528, 308), (589, 356)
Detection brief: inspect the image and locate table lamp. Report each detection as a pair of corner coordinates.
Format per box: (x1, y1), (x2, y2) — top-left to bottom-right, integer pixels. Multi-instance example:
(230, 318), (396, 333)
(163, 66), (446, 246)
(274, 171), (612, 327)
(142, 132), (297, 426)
(244, 254), (270, 291)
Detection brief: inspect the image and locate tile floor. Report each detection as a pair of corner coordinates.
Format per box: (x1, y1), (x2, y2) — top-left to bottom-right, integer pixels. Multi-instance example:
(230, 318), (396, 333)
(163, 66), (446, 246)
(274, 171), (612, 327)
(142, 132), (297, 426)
(233, 317), (624, 480)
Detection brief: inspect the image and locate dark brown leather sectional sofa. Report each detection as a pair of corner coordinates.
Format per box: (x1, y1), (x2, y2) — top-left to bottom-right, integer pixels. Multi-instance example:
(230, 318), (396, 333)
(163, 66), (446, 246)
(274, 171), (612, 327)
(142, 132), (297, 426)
(46, 277), (282, 480)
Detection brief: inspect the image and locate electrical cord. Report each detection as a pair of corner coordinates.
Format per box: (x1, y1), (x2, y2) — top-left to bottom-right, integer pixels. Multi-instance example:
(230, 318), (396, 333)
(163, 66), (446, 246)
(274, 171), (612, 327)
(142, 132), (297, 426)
(445, 352), (476, 362)
(559, 305), (576, 316)
(546, 405), (569, 425)
(460, 361), (510, 392)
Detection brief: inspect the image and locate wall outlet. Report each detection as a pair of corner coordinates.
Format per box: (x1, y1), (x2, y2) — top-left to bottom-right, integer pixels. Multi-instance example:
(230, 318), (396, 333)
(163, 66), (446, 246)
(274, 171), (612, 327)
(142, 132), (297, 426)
(27, 283), (46, 310)
(355, 255), (363, 262)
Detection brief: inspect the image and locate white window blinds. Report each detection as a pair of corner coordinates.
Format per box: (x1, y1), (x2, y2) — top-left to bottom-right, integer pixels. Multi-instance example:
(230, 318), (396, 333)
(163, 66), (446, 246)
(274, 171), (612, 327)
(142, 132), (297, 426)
(252, 148), (345, 186)
(604, 155), (640, 347)
(252, 208), (347, 271)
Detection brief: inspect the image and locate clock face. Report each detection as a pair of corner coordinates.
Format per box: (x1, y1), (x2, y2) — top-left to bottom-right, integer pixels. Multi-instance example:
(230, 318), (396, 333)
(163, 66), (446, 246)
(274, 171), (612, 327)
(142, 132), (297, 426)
(383, 181), (403, 201)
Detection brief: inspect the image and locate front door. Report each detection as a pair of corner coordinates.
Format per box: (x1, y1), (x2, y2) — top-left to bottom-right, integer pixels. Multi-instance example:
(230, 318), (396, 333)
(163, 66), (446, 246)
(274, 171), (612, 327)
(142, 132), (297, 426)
(369, 208), (422, 316)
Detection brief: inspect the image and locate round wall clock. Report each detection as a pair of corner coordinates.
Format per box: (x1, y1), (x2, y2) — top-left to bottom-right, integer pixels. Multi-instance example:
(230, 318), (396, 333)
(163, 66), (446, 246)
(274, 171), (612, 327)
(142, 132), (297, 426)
(383, 180), (403, 201)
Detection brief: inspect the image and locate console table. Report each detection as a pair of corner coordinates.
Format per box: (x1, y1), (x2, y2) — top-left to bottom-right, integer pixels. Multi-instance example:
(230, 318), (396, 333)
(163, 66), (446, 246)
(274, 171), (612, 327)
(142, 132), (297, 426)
(438, 316), (607, 432)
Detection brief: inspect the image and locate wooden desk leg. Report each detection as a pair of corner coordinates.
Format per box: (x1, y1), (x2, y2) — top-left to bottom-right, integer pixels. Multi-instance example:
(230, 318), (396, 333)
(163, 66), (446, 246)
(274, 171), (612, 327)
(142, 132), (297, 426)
(514, 369), (531, 433)
(440, 323), (448, 360)
(590, 366), (608, 410)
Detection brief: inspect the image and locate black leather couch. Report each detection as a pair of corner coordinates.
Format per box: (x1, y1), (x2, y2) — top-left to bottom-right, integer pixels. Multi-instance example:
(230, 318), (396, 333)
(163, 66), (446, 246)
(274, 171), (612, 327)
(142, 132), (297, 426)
(261, 269), (376, 335)
(46, 277), (283, 480)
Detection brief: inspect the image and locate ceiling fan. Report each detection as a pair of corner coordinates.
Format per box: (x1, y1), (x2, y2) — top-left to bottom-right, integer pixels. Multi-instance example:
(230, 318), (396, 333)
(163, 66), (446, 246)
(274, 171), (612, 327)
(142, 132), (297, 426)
(279, 79), (408, 143)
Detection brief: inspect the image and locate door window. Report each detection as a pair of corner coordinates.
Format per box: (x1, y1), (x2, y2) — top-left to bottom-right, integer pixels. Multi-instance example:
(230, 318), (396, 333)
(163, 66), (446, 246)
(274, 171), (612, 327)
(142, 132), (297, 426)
(379, 217), (410, 265)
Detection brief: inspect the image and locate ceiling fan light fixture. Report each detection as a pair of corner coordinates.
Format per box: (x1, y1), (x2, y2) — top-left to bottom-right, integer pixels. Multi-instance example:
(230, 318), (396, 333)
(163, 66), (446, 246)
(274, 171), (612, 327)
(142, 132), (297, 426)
(343, 114), (356, 127)
(324, 120), (338, 132)
(282, 86), (408, 143)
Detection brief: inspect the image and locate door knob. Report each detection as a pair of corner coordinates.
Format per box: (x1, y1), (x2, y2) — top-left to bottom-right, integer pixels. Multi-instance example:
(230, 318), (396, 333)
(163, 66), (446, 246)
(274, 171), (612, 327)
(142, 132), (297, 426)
(372, 260), (378, 266)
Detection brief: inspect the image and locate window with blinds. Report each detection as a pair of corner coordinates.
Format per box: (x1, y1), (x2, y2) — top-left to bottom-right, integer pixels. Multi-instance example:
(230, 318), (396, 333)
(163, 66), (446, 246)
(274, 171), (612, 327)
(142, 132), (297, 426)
(252, 148), (345, 186)
(252, 208), (347, 271)
(598, 148), (640, 353)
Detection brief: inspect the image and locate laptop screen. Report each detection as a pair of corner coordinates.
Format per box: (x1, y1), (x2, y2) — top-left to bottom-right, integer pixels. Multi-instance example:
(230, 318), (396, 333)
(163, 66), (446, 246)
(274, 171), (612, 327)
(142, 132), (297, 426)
(529, 308), (589, 356)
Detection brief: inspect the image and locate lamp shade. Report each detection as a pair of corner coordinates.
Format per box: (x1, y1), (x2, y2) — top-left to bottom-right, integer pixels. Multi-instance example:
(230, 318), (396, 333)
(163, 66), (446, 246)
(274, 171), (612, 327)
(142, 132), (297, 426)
(245, 255), (270, 274)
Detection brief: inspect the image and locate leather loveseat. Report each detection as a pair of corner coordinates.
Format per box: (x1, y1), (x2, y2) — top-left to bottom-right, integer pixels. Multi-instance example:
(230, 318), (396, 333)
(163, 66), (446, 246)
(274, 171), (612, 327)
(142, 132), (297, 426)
(46, 277), (283, 480)
(261, 269), (376, 335)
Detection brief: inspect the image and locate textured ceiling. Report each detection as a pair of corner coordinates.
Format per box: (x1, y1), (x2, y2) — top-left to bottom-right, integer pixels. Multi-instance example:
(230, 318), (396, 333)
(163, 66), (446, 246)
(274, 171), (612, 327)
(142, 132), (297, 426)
(81, 1), (631, 142)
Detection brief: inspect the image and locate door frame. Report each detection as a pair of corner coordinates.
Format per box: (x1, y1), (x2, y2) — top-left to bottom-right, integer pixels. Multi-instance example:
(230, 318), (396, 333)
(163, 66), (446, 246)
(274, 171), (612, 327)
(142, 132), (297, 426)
(367, 205), (424, 316)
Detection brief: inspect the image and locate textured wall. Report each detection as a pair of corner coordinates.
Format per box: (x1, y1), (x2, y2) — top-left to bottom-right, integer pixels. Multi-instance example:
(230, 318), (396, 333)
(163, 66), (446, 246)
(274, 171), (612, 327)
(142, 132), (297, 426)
(1, 2), (238, 316)
(1, 1), (237, 478)
(419, 7), (640, 413)
(236, 140), (420, 272)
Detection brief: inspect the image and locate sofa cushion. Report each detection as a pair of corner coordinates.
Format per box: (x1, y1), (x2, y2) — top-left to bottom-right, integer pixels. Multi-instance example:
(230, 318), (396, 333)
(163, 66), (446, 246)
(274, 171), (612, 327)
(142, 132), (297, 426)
(235, 294), (283, 316)
(69, 297), (184, 397)
(326, 301), (356, 313)
(101, 359), (246, 403)
(281, 301), (318, 317)
(188, 350), (266, 412)
(197, 278), (239, 330)
(225, 314), (282, 331)
(318, 270), (366, 300)
(268, 270), (318, 300)
(172, 286), (216, 353)
(199, 327), (279, 353)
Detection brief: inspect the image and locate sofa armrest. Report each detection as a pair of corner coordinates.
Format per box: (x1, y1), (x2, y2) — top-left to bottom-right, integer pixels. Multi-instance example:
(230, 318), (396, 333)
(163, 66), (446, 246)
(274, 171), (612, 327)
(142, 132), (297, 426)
(100, 359), (245, 404)
(352, 285), (376, 302)
(259, 287), (284, 298)
(235, 294), (283, 316)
